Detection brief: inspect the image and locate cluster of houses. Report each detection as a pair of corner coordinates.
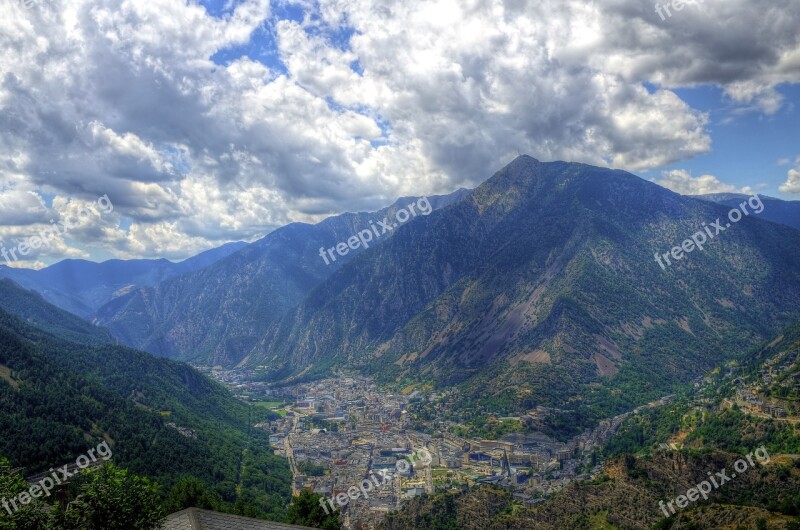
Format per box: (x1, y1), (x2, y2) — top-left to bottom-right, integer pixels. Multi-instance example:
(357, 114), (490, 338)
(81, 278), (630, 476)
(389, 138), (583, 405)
(735, 387), (787, 417)
(200, 370), (681, 530)
(731, 349), (800, 419)
(256, 376), (657, 529)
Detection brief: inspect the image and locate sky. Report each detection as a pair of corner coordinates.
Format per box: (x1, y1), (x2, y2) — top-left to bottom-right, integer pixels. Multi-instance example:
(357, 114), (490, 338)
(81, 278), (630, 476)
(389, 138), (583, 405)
(0, 0), (798, 268)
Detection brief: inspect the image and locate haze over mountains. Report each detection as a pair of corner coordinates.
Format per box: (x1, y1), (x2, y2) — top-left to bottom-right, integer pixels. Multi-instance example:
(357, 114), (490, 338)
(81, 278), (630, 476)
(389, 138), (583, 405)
(0, 242), (246, 317)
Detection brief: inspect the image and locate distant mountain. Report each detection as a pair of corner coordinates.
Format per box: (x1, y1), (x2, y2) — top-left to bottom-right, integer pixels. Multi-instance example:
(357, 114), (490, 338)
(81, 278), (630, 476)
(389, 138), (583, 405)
(0, 241), (247, 317)
(94, 191), (469, 365)
(249, 156), (800, 434)
(692, 193), (800, 230)
(0, 279), (113, 345)
(0, 284), (291, 514)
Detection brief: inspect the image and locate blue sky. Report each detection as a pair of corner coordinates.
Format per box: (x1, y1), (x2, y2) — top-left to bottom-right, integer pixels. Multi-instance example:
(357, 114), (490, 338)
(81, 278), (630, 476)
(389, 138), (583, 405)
(640, 84), (800, 197)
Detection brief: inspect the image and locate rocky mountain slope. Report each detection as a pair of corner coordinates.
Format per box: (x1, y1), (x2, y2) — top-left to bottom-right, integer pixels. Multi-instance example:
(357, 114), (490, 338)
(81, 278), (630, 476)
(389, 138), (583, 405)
(94, 191), (468, 365)
(250, 156), (800, 429)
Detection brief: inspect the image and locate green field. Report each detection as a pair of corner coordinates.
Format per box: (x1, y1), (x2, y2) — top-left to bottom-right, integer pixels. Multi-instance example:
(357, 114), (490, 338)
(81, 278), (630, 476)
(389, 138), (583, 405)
(253, 401), (288, 416)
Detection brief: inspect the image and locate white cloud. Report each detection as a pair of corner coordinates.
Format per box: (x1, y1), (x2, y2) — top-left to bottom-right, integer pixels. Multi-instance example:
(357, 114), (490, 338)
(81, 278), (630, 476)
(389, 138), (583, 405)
(779, 168), (800, 195)
(652, 169), (744, 195)
(0, 0), (798, 263)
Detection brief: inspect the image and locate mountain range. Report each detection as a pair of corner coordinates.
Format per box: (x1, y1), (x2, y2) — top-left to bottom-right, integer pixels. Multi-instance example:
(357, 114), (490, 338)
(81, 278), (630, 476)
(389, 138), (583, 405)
(0, 241), (247, 317)
(693, 192), (800, 230)
(238, 157), (800, 432)
(9, 156), (800, 437)
(93, 191), (468, 365)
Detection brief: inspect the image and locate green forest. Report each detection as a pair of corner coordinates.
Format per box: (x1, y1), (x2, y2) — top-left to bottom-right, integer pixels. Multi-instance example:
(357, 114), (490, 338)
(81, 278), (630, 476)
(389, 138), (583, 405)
(0, 285), (295, 527)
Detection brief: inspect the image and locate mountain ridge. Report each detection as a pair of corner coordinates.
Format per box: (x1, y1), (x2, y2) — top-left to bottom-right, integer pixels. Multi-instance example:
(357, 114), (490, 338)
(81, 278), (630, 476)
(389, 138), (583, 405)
(691, 192), (800, 230)
(244, 156), (800, 434)
(0, 241), (248, 317)
(94, 190), (470, 364)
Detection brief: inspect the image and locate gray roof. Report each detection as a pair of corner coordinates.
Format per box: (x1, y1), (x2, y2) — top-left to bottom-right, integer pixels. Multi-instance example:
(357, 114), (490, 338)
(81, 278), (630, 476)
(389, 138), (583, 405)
(162, 508), (318, 530)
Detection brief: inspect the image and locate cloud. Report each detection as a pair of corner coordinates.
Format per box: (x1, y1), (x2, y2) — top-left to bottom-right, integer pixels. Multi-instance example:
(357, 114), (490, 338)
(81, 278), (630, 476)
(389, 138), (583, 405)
(652, 169), (745, 195)
(0, 0), (798, 262)
(0, 194), (121, 267)
(590, 0), (800, 115)
(0, 186), (48, 225)
(779, 168), (800, 195)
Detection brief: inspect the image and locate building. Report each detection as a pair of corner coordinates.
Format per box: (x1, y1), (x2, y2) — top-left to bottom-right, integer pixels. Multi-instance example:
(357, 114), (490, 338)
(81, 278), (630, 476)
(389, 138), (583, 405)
(162, 508), (317, 530)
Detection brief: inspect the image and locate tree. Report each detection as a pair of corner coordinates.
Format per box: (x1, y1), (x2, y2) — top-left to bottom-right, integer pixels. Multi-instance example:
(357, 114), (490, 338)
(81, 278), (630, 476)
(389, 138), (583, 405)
(286, 489), (341, 530)
(162, 477), (222, 513)
(51, 463), (164, 530)
(0, 457), (51, 530)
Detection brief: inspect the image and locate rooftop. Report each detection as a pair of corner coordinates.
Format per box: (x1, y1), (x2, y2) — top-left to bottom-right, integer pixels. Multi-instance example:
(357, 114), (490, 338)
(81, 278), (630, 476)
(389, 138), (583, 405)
(162, 508), (317, 530)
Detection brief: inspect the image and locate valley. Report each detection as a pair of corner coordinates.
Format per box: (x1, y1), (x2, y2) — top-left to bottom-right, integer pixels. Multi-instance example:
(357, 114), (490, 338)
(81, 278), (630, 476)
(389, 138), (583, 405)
(374, 327), (800, 530)
(207, 369), (679, 529)
(3, 1), (800, 528)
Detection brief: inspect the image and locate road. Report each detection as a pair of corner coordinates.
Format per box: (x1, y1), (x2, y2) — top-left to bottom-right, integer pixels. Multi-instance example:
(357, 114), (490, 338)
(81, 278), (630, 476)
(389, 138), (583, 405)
(284, 406), (302, 494)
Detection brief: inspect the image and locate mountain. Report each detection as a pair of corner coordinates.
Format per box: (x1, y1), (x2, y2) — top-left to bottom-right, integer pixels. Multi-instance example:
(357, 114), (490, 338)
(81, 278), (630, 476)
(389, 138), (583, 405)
(692, 193), (800, 230)
(0, 285), (292, 517)
(0, 279), (114, 345)
(379, 452), (800, 530)
(0, 241), (247, 317)
(381, 322), (800, 530)
(94, 191), (469, 365)
(248, 156), (800, 434)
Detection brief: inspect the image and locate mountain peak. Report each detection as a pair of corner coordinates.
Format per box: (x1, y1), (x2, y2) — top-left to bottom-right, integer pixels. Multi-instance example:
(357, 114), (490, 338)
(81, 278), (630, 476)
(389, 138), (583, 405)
(507, 154), (541, 168)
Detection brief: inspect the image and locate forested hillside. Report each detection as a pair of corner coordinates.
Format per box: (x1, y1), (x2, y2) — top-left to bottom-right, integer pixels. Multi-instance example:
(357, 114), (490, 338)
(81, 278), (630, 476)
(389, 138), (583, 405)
(0, 279), (114, 345)
(94, 191), (468, 365)
(0, 288), (293, 521)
